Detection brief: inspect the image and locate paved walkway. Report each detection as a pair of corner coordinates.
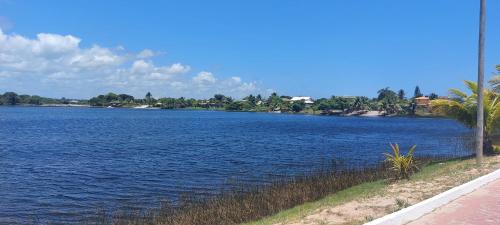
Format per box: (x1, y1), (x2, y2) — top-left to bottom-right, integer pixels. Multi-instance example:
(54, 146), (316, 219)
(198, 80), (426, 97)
(407, 179), (500, 225)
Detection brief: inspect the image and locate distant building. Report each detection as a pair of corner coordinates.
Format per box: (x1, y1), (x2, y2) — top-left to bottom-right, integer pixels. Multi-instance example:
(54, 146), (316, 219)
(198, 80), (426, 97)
(415, 96), (430, 107)
(109, 101), (122, 107)
(281, 97), (291, 102)
(290, 96), (314, 104)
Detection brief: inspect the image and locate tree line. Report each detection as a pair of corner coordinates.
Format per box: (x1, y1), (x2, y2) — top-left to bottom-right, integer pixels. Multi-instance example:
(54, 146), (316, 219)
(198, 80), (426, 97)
(82, 85), (439, 115)
(0, 92), (80, 105)
(1, 85), (439, 115)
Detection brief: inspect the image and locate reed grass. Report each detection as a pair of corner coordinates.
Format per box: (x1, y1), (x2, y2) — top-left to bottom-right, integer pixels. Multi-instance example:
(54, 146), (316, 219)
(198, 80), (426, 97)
(74, 143), (490, 225)
(68, 149), (479, 225)
(84, 163), (404, 225)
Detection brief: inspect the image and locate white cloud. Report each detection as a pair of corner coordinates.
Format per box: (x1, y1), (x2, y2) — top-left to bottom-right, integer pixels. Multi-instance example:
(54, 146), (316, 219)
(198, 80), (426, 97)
(230, 76), (241, 83)
(32, 33), (80, 55)
(70, 45), (124, 69)
(0, 29), (269, 99)
(193, 71), (216, 85)
(170, 81), (187, 90)
(165, 63), (190, 74)
(0, 29), (124, 73)
(137, 49), (155, 58)
(131, 60), (153, 74)
(220, 76), (259, 95)
(128, 60), (190, 82)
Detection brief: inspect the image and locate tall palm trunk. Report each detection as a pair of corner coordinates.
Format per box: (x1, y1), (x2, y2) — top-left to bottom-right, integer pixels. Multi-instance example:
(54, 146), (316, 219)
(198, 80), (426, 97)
(476, 0), (486, 164)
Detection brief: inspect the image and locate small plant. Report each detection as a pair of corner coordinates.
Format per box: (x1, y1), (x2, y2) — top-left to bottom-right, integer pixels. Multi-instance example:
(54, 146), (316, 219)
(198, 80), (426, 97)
(365, 215), (375, 222)
(384, 143), (417, 180)
(493, 144), (500, 153)
(394, 198), (410, 211)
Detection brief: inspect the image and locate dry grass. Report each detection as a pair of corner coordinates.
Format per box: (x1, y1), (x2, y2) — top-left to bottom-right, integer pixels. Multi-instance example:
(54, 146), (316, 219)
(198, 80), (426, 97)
(268, 155), (500, 225)
(78, 155), (499, 225)
(84, 165), (396, 225)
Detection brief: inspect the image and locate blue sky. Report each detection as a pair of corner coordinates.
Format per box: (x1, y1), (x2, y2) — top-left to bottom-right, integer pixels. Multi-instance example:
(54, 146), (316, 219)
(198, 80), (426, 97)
(0, 0), (498, 99)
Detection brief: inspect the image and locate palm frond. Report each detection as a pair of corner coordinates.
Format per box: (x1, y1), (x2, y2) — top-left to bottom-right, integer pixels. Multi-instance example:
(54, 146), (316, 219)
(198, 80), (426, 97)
(490, 75), (500, 93)
(464, 80), (478, 95)
(436, 79), (499, 139)
(384, 144), (417, 180)
(431, 99), (474, 128)
(486, 96), (500, 134)
(407, 145), (416, 156)
(449, 88), (468, 100)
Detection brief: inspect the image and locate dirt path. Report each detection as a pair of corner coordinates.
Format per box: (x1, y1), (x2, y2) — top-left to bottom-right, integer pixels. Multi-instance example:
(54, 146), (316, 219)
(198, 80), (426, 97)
(279, 155), (500, 225)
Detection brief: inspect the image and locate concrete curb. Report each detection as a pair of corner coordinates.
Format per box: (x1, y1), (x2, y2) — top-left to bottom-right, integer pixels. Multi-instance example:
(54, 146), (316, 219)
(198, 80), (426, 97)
(364, 168), (500, 225)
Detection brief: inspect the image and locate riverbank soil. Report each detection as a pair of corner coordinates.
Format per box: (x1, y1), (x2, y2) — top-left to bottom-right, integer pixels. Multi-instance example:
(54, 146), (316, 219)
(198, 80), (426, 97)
(249, 155), (500, 225)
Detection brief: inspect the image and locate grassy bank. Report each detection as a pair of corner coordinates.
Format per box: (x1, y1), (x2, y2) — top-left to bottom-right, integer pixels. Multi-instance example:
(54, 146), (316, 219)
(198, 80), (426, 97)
(246, 155), (500, 225)
(88, 165), (393, 225)
(80, 155), (500, 225)
(242, 180), (387, 225)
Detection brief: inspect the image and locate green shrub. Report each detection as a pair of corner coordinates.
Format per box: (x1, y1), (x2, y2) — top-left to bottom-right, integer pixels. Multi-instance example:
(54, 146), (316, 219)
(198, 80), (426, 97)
(492, 144), (500, 153)
(224, 101), (243, 111)
(384, 143), (418, 180)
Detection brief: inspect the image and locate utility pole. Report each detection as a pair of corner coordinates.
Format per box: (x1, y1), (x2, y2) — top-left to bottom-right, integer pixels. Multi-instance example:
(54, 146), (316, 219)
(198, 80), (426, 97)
(476, 0), (486, 165)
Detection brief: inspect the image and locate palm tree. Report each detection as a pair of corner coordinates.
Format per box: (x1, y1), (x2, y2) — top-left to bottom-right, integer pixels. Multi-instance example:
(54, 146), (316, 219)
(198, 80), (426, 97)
(377, 88), (400, 103)
(145, 92), (152, 106)
(413, 86), (423, 98)
(430, 80), (499, 152)
(490, 75), (499, 93)
(486, 65), (500, 94)
(476, 0), (486, 163)
(398, 89), (405, 100)
(352, 96), (370, 111)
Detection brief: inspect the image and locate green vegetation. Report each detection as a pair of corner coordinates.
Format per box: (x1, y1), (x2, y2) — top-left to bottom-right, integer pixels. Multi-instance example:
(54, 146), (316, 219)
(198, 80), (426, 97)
(84, 88), (424, 116)
(243, 180), (387, 225)
(383, 144), (417, 180)
(89, 93), (136, 106)
(414, 85), (423, 98)
(291, 100), (306, 112)
(2, 83), (441, 117)
(490, 66), (499, 92)
(246, 156), (497, 225)
(491, 76), (500, 93)
(377, 87), (403, 114)
(89, 154), (488, 225)
(311, 86), (434, 116)
(90, 165), (393, 225)
(2, 84), (441, 117)
(394, 198), (411, 211)
(0, 92), (83, 105)
(430, 78), (499, 152)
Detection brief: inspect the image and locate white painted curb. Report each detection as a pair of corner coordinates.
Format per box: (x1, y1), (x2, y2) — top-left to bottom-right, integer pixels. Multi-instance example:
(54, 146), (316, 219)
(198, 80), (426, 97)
(364, 168), (500, 225)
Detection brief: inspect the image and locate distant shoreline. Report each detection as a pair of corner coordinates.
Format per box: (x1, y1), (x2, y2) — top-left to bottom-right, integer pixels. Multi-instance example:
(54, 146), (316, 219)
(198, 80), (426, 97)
(0, 104), (442, 118)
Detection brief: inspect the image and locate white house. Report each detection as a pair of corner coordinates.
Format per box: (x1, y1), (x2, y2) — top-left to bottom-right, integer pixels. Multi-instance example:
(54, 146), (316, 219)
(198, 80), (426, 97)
(290, 96), (314, 104)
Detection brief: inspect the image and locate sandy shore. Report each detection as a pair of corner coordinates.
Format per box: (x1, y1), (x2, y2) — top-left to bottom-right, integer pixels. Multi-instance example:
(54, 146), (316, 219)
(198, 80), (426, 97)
(359, 110), (384, 117)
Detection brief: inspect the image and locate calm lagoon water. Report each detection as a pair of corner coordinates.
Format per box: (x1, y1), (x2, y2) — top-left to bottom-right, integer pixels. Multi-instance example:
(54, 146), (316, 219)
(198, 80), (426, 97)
(0, 107), (472, 223)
